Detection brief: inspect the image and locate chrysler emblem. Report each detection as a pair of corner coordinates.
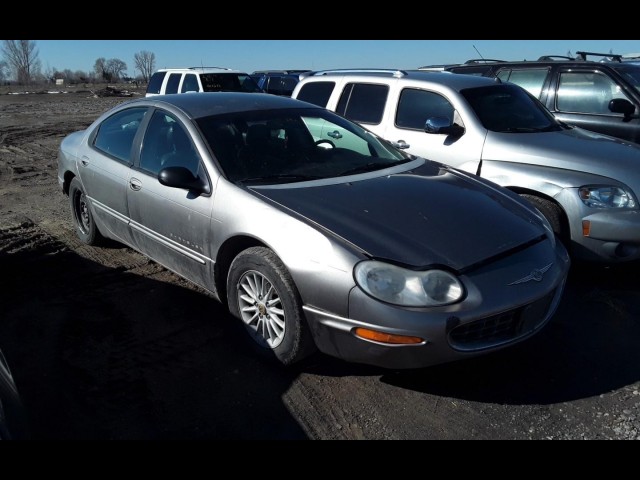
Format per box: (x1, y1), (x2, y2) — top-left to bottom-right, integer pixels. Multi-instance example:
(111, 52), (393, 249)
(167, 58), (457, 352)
(508, 263), (553, 285)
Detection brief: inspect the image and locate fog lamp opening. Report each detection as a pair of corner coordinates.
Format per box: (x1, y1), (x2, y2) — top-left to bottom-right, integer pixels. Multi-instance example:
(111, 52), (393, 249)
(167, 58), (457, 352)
(354, 328), (423, 345)
(582, 220), (591, 237)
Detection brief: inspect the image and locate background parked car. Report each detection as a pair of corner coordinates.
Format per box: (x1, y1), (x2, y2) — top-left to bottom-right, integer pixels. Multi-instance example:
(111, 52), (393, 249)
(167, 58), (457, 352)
(146, 67), (263, 97)
(57, 92), (569, 369)
(424, 51), (640, 145)
(291, 68), (640, 263)
(250, 70), (311, 96)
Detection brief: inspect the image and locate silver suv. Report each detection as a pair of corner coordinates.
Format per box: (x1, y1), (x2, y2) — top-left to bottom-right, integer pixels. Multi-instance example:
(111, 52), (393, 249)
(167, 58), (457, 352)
(292, 69), (640, 263)
(145, 67), (262, 97)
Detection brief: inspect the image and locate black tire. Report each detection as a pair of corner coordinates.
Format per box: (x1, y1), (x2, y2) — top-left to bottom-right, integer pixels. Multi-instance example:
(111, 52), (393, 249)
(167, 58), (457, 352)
(227, 247), (316, 366)
(69, 177), (103, 245)
(520, 194), (568, 244)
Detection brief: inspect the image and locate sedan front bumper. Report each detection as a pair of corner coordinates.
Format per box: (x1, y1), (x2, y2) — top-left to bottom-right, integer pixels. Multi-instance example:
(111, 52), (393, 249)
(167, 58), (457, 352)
(303, 239), (569, 369)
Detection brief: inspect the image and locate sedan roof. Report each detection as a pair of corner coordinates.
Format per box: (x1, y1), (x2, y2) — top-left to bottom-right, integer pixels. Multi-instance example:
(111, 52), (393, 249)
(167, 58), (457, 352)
(126, 92), (318, 119)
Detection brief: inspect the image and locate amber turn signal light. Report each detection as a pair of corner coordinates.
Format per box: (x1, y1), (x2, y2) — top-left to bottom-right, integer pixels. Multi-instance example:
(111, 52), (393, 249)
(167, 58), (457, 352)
(582, 220), (591, 237)
(354, 328), (423, 345)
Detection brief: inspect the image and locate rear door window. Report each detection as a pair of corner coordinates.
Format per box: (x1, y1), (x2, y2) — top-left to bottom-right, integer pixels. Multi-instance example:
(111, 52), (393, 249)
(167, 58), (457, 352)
(165, 73), (182, 94)
(336, 83), (388, 125)
(496, 68), (549, 98)
(181, 73), (200, 93)
(296, 82), (335, 107)
(93, 108), (147, 163)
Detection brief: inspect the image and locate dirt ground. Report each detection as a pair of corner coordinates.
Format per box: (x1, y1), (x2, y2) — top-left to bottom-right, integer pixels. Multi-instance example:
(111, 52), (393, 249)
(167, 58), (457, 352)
(1, 89), (639, 440)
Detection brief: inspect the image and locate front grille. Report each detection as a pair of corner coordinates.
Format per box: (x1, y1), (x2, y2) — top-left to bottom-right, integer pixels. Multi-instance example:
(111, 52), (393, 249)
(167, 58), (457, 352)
(449, 289), (556, 351)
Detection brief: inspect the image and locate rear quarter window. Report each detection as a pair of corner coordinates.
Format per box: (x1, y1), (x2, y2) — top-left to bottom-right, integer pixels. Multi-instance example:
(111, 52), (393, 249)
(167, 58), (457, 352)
(146, 72), (166, 95)
(296, 82), (335, 107)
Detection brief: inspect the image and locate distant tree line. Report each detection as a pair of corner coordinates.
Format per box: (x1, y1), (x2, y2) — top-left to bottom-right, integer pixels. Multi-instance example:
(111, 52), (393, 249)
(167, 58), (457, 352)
(0, 40), (156, 86)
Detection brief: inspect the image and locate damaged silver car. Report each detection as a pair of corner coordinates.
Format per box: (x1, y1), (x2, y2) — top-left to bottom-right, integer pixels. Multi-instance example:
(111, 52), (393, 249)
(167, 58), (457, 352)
(57, 92), (570, 369)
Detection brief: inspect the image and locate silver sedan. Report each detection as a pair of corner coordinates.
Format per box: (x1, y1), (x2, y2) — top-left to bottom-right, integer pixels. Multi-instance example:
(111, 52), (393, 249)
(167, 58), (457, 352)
(57, 92), (570, 369)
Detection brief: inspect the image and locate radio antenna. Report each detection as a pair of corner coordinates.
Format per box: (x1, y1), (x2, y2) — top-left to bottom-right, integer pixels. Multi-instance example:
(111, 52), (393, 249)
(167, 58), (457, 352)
(473, 44), (485, 60)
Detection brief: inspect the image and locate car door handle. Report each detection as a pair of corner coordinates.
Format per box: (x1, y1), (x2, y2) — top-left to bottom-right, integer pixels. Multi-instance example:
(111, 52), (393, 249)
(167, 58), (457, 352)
(81, 155), (90, 166)
(327, 130), (343, 139)
(129, 178), (142, 191)
(392, 140), (410, 149)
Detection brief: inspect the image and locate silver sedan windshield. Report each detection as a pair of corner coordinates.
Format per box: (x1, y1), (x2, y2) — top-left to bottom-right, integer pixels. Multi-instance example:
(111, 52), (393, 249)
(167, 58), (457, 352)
(196, 107), (411, 183)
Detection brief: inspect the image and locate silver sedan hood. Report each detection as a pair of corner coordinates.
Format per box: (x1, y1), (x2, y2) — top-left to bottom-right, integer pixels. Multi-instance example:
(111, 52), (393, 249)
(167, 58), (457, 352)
(484, 127), (640, 183)
(251, 163), (545, 270)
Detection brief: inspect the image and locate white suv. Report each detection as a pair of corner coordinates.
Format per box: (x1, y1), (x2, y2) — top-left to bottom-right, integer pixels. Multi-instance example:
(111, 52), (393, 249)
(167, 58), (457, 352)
(145, 67), (263, 97)
(291, 69), (640, 263)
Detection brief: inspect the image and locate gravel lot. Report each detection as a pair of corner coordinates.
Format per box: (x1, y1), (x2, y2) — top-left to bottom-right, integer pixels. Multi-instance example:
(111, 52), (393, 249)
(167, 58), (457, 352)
(0, 89), (639, 440)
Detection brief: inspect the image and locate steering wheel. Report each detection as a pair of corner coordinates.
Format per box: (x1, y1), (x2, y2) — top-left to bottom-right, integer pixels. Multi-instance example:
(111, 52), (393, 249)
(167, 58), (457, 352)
(315, 139), (335, 149)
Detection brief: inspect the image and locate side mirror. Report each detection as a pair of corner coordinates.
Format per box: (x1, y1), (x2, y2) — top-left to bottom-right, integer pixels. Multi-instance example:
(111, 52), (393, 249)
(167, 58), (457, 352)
(159, 166), (210, 194)
(425, 116), (465, 136)
(609, 98), (636, 117)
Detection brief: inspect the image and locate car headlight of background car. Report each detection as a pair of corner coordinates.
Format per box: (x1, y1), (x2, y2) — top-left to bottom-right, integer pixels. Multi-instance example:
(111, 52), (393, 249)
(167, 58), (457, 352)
(579, 185), (637, 209)
(354, 260), (464, 307)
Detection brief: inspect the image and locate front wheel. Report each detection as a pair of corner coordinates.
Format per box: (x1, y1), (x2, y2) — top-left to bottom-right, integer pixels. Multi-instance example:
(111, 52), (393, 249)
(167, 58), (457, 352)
(520, 194), (569, 245)
(227, 247), (316, 366)
(69, 177), (103, 245)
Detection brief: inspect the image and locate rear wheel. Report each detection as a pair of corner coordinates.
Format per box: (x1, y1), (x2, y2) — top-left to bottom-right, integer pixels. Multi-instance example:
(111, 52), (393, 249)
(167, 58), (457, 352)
(69, 177), (103, 245)
(227, 247), (316, 366)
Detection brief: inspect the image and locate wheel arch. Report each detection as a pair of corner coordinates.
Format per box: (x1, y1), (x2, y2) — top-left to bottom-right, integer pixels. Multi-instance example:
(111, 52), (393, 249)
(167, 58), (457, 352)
(214, 235), (269, 305)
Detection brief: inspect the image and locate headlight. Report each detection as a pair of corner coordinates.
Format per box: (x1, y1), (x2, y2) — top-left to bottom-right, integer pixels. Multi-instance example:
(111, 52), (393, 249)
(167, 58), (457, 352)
(579, 185), (636, 209)
(354, 260), (464, 307)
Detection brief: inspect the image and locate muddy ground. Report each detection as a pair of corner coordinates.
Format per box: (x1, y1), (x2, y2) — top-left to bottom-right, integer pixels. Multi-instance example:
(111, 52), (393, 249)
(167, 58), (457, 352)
(1, 90), (639, 440)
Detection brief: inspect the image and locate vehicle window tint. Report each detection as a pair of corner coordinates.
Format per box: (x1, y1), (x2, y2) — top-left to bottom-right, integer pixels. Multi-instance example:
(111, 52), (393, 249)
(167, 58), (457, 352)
(265, 76), (282, 95)
(238, 74), (262, 92)
(337, 83), (388, 125)
(166, 73), (182, 94)
(448, 66), (493, 76)
(557, 71), (629, 115)
(396, 88), (454, 130)
(200, 73), (241, 92)
(146, 72), (166, 95)
(296, 82), (335, 107)
(92, 107), (147, 162)
(462, 84), (556, 132)
(139, 111), (176, 175)
(498, 68), (548, 98)
(281, 77), (298, 96)
(181, 73), (199, 93)
(160, 119), (201, 177)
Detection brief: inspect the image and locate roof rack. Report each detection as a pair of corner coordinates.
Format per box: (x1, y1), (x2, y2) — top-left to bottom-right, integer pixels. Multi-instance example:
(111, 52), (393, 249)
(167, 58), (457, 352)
(537, 55), (575, 61)
(575, 51), (623, 62)
(188, 66), (234, 71)
(252, 69), (311, 75)
(463, 58), (505, 64)
(307, 68), (408, 77)
(417, 63), (460, 71)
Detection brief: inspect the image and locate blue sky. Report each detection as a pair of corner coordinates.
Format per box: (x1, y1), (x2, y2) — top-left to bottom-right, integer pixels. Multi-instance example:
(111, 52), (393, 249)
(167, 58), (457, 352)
(35, 40), (640, 76)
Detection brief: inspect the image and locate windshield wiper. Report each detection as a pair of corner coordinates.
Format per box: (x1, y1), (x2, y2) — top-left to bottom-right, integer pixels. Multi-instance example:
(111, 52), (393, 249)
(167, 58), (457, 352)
(502, 127), (543, 133)
(239, 174), (321, 184)
(338, 160), (406, 177)
(502, 125), (560, 133)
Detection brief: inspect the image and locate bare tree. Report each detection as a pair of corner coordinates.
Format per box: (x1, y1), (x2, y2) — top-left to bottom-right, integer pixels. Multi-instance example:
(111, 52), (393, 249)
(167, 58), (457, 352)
(105, 58), (127, 82)
(134, 50), (155, 83)
(1, 40), (40, 85)
(0, 60), (10, 84)
(94, 57), (108, 82)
